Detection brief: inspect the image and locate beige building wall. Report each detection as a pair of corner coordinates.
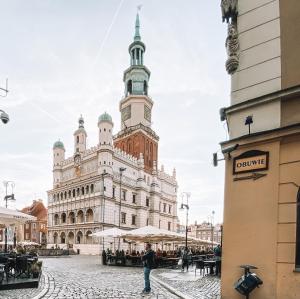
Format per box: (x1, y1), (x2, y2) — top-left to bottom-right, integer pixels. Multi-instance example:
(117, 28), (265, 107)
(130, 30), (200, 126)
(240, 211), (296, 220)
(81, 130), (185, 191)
(231, 0), (281, 105)
(220, 0), (300, 298)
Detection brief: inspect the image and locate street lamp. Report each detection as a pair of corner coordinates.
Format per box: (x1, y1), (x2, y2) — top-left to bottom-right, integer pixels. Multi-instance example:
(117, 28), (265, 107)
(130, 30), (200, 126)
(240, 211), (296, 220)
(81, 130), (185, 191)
(0, 110), (9, 124)
(179, 192), (190, 250)
(208, 210), (215, 250)
(118, 167), (126, 250)
(101, 172), (109, 251)
(3, 181), (15, 252)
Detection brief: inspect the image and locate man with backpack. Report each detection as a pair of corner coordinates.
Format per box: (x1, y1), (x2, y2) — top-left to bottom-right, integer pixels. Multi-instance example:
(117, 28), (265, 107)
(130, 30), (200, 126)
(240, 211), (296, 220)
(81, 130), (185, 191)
(141, 243), (155, 294)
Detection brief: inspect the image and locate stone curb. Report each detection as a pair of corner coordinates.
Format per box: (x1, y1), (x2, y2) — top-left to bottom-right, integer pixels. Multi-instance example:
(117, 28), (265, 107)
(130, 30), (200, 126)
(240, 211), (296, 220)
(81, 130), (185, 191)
(32, 272), (49, 299)
(151, 271), (194, 299)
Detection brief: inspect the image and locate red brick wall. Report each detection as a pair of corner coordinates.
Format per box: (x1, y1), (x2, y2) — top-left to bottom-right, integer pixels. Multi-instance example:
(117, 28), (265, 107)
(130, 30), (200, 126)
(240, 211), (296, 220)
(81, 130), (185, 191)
(114, 131), (158, 173)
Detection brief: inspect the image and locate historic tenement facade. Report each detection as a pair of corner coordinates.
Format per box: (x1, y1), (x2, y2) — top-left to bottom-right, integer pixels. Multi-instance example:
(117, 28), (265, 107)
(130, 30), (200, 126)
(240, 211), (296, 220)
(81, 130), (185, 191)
(219, 1), (300, 299)
(47, 14), (178, 255)
(21, 199), (47, 245)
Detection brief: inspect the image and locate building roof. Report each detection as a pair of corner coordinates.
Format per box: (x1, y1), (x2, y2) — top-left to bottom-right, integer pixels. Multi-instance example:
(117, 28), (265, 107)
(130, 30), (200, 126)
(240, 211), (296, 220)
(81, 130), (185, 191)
(98, 112), (112, 123)
(21, 199), (47, 222)
(53, 140), (65, 150)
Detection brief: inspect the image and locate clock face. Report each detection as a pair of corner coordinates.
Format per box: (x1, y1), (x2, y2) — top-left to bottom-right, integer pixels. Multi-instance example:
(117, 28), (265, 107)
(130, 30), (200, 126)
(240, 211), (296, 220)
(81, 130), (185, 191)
(74, 154), (81, 166)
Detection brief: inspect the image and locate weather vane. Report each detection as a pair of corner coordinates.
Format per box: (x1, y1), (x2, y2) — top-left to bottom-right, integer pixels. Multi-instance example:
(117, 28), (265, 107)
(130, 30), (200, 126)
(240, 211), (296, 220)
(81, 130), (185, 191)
(137, 4), (142, 12)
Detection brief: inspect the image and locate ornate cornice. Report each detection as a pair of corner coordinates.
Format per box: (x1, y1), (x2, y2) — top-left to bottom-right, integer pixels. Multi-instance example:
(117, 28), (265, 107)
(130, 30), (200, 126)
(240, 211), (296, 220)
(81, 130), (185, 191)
(113, 123), (159, 141)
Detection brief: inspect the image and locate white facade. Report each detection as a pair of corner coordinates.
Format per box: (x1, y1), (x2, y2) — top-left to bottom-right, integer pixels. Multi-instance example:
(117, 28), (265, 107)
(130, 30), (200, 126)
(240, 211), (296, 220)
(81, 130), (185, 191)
(47, 14), (178, 255)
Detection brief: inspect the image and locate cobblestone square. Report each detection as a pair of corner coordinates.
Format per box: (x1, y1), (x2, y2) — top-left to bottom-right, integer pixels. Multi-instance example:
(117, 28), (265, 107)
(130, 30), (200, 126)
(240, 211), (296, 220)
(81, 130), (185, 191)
(0, 256), (220, 299)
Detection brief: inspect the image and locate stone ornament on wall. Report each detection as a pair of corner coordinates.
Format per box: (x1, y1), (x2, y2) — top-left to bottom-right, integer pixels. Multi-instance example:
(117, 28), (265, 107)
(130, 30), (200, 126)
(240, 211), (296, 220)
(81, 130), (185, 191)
(221, 0), (239, 75)
(221, 0), (238, 23)
(225, 23), (239, 75)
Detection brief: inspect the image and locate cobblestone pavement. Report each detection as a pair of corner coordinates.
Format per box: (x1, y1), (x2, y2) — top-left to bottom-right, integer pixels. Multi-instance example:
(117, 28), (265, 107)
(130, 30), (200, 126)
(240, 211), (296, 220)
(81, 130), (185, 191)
(0, 256), (180, 299)
(152, 268), (221, 299)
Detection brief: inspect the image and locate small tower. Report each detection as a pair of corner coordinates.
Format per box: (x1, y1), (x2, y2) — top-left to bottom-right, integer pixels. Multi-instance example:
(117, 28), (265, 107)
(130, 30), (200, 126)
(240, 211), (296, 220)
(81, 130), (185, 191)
(53, 140), (65, 187)
(97, 112), (114, 175)
(98, 112), (113, 146)
(121, 12), (153, 129)
(73, 115), (87, 153)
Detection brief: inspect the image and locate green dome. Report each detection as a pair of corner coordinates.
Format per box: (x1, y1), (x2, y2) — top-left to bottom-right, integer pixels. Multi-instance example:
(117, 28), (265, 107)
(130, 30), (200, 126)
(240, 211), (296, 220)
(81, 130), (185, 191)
(53, 140), (65, 150)
(98, 112), (112, 123)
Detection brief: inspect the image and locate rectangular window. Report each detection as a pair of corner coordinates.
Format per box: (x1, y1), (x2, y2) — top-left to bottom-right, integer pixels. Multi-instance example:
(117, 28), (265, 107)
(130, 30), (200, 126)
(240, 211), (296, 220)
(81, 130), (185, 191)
(132, 215), (136, 225)
(146, 197), (149, 207)
(168, 205), (171, 214)
(168, 222), (171, 231)
(163, 203), (166, 213)
(122, 190), (126, 201)
(25, 233), (29, 240)
(121, 212), (126, 224)
(132, 194), (136, 204)
(26, 223), (29, 229)
(112, 186), (116, 198)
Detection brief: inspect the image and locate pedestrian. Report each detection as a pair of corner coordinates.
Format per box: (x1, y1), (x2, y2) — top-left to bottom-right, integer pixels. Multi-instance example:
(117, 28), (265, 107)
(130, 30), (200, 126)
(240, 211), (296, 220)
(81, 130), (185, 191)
(181, 247), (189, 272)
(214, 244), (222, 276)
(141, 243), (155, 294)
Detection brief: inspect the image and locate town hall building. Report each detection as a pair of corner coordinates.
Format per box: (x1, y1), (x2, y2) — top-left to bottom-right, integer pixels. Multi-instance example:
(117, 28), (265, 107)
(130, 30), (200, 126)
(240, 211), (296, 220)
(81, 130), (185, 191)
(47, 13), (178, 254)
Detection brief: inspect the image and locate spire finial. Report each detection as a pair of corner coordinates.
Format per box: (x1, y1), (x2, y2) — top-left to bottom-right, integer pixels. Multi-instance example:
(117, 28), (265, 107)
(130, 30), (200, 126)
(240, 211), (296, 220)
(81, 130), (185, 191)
(134, 5), (142, 41)
(78, 114), (84, 128)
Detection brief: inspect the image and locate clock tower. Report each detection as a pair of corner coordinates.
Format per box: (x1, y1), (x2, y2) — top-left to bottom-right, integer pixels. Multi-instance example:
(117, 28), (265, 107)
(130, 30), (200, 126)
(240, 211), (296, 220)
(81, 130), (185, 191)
(114, 12), (159, 173)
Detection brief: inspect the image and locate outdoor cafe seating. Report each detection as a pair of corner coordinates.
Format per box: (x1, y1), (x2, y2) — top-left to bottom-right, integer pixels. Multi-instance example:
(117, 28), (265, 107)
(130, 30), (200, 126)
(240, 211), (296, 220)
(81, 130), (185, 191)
(0, 252), (39, 283)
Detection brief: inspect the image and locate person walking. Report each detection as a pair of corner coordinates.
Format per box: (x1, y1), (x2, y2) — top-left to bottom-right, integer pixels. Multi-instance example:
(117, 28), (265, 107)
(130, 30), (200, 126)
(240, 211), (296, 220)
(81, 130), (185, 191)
(181, 247), (189, 272)
(141, 243), (155, 294)
(214, 244), (222, 276)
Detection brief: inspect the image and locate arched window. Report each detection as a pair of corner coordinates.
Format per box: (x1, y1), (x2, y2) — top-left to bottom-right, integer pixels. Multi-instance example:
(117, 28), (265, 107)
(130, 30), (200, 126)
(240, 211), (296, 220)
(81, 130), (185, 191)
(86, 209), (94, 222)
(81, 187), (84, 195)
(54, 214), (59, 225)
(60, 232), (66, 244)
(68, 190), (71, 198)
(91, 184), (94, 193)
(69, 212), (76, 224)
(64, 191), (67, 199)
(144, 81), (148, 95)
(76, 136), (79, 144)
(295, 188), (300, 270)
(77, 188), (80, 196)
(127, 80), (132, 95)
(86, 185), (89, 194)
(77, 231), (83, 244)
(72, 189), (75, 198)
(61, 213), (66, 224)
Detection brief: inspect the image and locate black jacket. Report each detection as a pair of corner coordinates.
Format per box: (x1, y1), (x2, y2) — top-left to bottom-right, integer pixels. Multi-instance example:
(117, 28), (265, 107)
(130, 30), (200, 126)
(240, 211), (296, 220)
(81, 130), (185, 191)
(142, 249), (155, 269)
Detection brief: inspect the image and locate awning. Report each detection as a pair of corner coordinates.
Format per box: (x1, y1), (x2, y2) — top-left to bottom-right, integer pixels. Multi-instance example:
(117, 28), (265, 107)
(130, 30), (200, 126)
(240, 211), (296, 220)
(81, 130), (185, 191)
(0, 206), (36, 225)
(90, 227), (127, 238)
(120, 225), (186, 243)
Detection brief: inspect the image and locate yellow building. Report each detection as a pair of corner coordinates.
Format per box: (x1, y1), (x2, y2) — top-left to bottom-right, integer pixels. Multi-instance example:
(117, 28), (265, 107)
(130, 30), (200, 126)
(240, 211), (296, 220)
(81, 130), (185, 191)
(219, 1), (300, 298)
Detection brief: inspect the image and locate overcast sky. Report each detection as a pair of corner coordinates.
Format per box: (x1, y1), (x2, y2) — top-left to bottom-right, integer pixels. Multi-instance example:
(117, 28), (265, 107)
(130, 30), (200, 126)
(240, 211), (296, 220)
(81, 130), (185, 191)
(0, 0), (229, 225)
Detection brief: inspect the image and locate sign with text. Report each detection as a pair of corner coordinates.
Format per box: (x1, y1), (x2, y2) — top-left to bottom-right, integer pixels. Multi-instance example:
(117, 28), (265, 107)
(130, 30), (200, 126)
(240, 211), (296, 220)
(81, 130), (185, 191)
(233, 150), (269, 175)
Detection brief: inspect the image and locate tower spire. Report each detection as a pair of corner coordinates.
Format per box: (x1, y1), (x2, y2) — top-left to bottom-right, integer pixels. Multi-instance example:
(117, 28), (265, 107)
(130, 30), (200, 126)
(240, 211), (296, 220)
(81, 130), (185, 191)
(134, 12), (141, 41)
(134, 5), (142, 41)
